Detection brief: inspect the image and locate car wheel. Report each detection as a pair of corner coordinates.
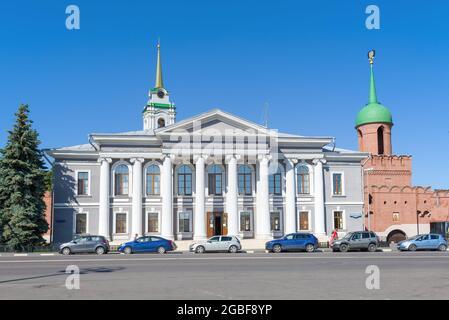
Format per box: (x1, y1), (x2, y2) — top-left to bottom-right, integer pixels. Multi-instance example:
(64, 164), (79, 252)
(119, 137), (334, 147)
(339, 244), (349, 252)
(305, 244), (315, 253)
(438, 244), (447, 252)
(195, 246), (205, 254)
(123, 246), (132, 254)
(367, 243), (377, 252)
(272, 244), (282, 253)
(228, 245), (238, 253)
(408, 244), (417, 252)
(61, 247), (71, 255)
(157, 246), (166, 254)
(95, 246), (105, 255)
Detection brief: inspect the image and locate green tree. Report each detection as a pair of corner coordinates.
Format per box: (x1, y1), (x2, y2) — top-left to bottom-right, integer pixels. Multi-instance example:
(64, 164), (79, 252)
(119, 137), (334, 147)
(0, 104), (49, 250)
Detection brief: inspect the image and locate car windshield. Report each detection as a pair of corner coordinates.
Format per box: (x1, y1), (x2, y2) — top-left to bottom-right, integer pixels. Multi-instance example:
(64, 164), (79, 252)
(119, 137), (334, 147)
(409, 235), (421, 240)
(343, 233), (353, 240)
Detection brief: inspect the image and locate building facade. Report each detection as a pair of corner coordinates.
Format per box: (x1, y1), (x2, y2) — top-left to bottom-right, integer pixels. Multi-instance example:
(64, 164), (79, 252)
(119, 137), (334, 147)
(356, 51), (449, 242)
(47, 44), (367, 244)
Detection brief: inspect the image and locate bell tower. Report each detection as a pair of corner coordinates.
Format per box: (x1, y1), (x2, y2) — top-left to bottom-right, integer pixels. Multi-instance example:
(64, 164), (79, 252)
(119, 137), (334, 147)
(355, 50), (393, 155)
(143, 41), (176, 130)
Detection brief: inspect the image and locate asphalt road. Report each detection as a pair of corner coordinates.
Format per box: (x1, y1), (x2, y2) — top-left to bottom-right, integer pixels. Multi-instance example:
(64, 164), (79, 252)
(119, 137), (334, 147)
(0, 251), (448, 300)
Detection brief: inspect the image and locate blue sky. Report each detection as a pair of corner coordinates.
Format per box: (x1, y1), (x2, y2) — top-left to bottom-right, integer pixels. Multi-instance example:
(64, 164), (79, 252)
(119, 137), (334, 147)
(0, 0), (448, 188)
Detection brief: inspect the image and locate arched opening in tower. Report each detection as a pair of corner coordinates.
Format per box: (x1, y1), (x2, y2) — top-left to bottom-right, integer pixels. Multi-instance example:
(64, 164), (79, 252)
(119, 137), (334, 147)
(158, 118), (166, 128)
(377, 126), (384, 155)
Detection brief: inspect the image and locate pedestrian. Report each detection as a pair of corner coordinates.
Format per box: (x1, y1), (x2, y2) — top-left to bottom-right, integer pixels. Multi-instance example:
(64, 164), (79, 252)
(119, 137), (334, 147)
(329, 229), (338, 246)
(134, 233), (139, 241)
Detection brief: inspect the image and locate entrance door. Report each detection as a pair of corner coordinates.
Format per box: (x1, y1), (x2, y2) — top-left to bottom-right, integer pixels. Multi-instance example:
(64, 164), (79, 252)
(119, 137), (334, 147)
(207, 212), (228, 237)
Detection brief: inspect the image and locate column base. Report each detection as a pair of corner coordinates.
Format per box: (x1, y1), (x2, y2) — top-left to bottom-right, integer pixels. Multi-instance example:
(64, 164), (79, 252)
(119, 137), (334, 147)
(255, 233), (273, 240)
(193, 234), (208, 240)
(162, 234), (175, 240)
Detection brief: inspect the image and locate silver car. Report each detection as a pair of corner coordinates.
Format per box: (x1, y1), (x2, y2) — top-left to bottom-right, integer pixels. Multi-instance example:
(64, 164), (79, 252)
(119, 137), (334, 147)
(189, 236), (242, 253)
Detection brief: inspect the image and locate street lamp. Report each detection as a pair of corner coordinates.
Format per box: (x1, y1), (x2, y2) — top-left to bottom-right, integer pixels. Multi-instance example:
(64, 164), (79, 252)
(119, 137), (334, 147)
(364, 168), (375, 231)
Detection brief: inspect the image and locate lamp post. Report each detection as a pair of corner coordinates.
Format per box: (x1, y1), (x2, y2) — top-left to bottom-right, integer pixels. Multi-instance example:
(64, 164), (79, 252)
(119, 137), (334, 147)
(364, 168), (375, 231)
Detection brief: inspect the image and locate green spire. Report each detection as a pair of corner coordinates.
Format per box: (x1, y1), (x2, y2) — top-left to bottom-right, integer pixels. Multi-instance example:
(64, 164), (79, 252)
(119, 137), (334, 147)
(355, 50), (393, 128)
(155, 40), (164, 89)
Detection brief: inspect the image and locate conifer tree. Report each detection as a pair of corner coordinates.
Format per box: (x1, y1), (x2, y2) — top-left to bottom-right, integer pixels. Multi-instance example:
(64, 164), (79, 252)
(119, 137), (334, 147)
(0, 104), (49, 250)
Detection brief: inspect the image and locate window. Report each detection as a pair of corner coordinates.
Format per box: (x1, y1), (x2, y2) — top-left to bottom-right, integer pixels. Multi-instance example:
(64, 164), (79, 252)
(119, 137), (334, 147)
(146, 165), (160, 195)
(208, 165), (223, 195)
(77, 172), (89, 195)
(269, 168), (282, 195)
(333, 211), (344, 230)
(285, 234), (294, 240)
(298, 211), (309, 231)
(158, 118), (165, 128)
(115, 165), (129, 195)
(177, 165), (192, 195)
(209, 236), (220, 242)
(178, 211), (191, 233)
(377, 126), (384, 155)
(297, 165), (310, 194)
(362, 232), (371, 239)
(147, 212), (159, 233)
(392, 212), (400, 222)
(332, 173), (343, 196)
(431, 235), (439, 240)
(75, 213), (87, 234)
(240, 211), (251, 232)
(221, 236), (233, 241)
(115, 213), (127, 234)
(238, 165), (252, 195)
(270, 212), (281, 231)
(136, 236), (150, 243)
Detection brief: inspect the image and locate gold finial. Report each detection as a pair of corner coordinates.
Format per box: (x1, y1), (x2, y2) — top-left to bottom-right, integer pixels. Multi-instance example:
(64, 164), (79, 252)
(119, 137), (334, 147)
(155, 39), (164, 88)
(368, 49), (375, 65)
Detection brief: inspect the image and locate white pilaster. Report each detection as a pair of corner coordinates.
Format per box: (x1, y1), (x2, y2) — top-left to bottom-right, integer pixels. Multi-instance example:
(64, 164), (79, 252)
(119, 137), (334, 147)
(194, 155), (207, 240)
(98, 157), (112, 239)
(285, 159), (297, 234)
(313, 158), (326, 235)
(161, 155), (174, 239)
(226, 155), (238, 236)
(131, 158), (144, 237)
(256, 155), (271, 239)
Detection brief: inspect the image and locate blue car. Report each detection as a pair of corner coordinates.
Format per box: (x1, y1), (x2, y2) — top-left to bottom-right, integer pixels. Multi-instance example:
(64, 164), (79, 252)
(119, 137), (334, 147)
(265, 233), (318, 253)
(397, 233), (447, 252)
(118, 236), (177, 254)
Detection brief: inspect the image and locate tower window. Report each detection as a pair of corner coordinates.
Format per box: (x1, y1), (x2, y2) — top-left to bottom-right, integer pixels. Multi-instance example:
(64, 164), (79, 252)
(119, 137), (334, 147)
(377, 126), (384, 155)
(158, 118), (166, 128)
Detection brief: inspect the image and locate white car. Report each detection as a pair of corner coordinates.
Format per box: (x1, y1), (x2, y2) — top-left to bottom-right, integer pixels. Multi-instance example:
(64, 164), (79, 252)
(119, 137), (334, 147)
(189, 236), (242, 253)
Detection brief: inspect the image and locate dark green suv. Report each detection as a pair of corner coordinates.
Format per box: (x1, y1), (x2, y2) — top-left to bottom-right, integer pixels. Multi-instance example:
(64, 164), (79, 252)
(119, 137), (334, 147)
(331, 231), (379, 252)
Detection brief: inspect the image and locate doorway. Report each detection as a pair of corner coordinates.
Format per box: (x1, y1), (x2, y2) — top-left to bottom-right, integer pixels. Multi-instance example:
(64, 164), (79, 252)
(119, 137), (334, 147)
(207, 212), (228, 237)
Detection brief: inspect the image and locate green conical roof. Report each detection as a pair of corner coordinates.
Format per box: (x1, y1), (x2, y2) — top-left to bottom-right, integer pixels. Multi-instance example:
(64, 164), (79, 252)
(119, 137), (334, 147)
(355, 63), (393, 128)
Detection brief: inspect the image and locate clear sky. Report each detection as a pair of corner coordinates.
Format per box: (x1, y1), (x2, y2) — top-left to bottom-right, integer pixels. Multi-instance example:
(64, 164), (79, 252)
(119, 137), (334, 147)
(0, 0), (448, 188)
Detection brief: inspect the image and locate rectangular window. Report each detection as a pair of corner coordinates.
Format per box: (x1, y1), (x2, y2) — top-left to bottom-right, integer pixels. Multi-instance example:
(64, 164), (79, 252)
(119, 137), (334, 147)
(333, 211), (344, 230)
(333, 173), (343, 196)
(269, 173), (282, 195)
(147, 212), (159, 233)
(75, 213), (87, 234)
(299, 211), (309, 231)
(270, 212), (281, 231)
(115, 213), (127, 234)
(392, 212), (400, 222)
(77, 172), (89, 195)
(208, 174), (222, 195)
(240, 211), (251, 232)
(178, 211), (191, 233)
(146, 174), (160, 195)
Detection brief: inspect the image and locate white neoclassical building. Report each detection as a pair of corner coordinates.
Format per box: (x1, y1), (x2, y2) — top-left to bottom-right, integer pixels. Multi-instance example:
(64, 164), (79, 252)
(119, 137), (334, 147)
(47, 44), (367, 244)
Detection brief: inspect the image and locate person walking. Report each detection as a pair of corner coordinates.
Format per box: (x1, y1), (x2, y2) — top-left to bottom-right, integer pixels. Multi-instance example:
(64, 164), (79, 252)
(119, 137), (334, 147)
(329, 229), (338, 246)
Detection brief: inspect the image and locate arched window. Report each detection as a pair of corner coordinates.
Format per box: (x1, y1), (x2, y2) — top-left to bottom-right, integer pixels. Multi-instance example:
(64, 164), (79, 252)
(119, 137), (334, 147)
(115, 165), (129, 195)
(377, 126), (384, 155)
(208, 165), (223, 195)
(269, 166), (282, 195)
(158, 118), (166, 128)
(238, 165), (252, 195)
(297, 165), (310, 194)
(146, 164), (160, 195)
(177, 165), (192, 196)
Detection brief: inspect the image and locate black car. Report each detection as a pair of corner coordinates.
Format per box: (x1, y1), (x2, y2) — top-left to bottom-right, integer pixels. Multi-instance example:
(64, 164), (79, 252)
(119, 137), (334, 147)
(331, 231), (379, 252)
(59, 235), (110, 255)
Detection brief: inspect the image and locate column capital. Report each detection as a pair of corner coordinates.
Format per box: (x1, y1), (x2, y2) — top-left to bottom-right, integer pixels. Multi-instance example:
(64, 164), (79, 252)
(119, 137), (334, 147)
(193, 154), (209, 163)
(130, 157), (145, 164)
(257, 154), (272, 163)
(98, 157), (112, 164)
(312, 158), (327, 165)
(285, 158), (298, 165)
(225, 154), (241, 163)
(161, 154), (175, 162)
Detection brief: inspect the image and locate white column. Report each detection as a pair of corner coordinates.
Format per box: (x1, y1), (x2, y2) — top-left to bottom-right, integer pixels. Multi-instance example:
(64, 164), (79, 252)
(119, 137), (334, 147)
(98, 157), (112, 239)
(194, 155), (207, 240)
(285, 159), (297, 234)
(131, 158), (144, 237)
(313, 158), (326, 235)
(226, 155), (238, 236)
(161, 155), (174, 239)
(256, 155), (271, 239)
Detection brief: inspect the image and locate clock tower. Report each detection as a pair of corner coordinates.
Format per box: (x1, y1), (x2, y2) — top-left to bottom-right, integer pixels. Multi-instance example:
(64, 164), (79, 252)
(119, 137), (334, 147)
(143, 41), (176, 130)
